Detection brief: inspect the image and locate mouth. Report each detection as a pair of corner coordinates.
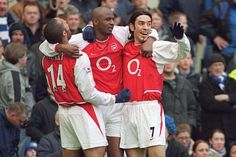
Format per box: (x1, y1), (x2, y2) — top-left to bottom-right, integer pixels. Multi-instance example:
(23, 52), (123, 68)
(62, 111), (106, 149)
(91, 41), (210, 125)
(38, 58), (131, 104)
(140, 31), (149, 36)
(107, 27), (113, 31)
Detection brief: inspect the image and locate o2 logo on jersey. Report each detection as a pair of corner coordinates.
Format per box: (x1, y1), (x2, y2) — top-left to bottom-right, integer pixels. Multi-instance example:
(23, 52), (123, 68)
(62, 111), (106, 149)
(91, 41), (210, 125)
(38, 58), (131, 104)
(127, 59), (141, 76)
(47, 64), (67, 92)
(96, 56), (116, 72)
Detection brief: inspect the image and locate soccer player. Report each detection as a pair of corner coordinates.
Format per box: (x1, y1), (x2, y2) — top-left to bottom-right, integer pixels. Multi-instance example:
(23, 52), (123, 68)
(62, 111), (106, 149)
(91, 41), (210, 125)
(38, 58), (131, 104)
(41, 18), (130, 157)
(39, 7), (158, 157)
(121, 10), (191, 157)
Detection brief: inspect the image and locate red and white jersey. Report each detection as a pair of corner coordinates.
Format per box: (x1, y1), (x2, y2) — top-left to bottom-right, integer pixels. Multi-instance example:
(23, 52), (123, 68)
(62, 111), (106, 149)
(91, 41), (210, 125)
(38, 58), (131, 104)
(39, 26), (158, 94)
(42, 52), (115, 107)
(123, 35), (191, 102)
(81, 35), (124, 94)
(40, 26), (129, 94)
(123, 42), (163, 102)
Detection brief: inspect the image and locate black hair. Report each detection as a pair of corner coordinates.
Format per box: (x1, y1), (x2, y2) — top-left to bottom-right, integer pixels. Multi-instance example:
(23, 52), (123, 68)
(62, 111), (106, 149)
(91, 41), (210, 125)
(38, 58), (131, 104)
(128, 9), (152, 40)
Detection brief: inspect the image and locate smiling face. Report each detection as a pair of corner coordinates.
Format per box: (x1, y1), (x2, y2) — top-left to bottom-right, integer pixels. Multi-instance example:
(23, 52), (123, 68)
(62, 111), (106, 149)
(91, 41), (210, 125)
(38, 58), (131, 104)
(130, 15), (152, 45)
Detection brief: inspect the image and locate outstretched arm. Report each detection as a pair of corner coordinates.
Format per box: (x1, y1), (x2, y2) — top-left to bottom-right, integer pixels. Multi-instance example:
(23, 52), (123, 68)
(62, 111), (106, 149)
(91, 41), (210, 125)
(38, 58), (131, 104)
(152, 22), (191, 65)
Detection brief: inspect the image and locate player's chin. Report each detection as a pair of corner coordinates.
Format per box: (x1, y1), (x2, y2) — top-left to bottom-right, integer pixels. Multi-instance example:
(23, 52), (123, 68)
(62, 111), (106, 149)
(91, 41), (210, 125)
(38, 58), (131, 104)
(107, 27), (113, 34)
(141, 36), (149, 43)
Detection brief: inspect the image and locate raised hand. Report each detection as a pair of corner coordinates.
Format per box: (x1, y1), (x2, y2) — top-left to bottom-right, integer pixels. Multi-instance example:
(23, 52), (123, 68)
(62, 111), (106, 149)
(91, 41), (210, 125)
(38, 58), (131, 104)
(115, 88), (131, 103)
(82, 25), (96, 43)
(171, 22), (184, 39)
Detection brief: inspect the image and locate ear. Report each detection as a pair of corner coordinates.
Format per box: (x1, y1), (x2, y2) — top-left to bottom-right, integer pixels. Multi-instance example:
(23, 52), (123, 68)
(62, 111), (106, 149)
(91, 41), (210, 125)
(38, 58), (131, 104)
(129, 23), (135, 32)
(62, 30), (67, 37)
(93, 19), (99, 26)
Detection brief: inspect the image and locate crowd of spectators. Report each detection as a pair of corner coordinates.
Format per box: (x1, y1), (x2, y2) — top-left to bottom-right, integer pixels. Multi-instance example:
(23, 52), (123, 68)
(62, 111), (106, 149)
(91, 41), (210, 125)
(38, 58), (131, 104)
(1, 0), (236, 157)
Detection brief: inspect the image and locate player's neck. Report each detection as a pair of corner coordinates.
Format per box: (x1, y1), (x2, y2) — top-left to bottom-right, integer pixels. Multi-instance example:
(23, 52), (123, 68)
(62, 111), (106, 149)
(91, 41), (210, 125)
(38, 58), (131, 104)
(96, 32), (109, 41)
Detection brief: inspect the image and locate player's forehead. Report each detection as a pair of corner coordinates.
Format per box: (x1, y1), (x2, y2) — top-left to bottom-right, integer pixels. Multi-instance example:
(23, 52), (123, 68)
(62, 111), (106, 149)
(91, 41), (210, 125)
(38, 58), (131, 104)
(135, 15), (151, 23)
(100, 9), (114, 19)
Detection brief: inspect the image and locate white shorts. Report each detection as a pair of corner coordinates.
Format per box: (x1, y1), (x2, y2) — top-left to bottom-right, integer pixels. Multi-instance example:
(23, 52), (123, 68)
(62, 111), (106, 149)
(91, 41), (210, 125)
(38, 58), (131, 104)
(59, 104), (108, 150)
(120, 100), (166, 149)
(97, 102), (124, 137)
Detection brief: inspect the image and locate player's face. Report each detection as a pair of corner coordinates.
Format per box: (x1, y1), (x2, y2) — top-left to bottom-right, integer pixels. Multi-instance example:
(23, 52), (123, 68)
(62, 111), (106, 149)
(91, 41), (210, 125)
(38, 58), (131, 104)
(96, 10), (115, 36)
(130, 15), (152, 44)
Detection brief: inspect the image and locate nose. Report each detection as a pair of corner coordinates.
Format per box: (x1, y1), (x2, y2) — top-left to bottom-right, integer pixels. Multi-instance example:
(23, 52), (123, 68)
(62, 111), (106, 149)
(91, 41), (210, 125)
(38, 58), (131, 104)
(109, 19), (114, 25)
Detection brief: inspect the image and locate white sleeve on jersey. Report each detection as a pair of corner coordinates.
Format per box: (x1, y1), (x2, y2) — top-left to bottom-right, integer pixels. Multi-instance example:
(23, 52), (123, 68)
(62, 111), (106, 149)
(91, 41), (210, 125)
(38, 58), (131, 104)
(74, 52), (116, 106)
(152, 34), (190, 65)
(149, 29), (159, 40)
(112, 26), (130, 46)
(39, 40), (58, 57)
(39, 33), (87, 57)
